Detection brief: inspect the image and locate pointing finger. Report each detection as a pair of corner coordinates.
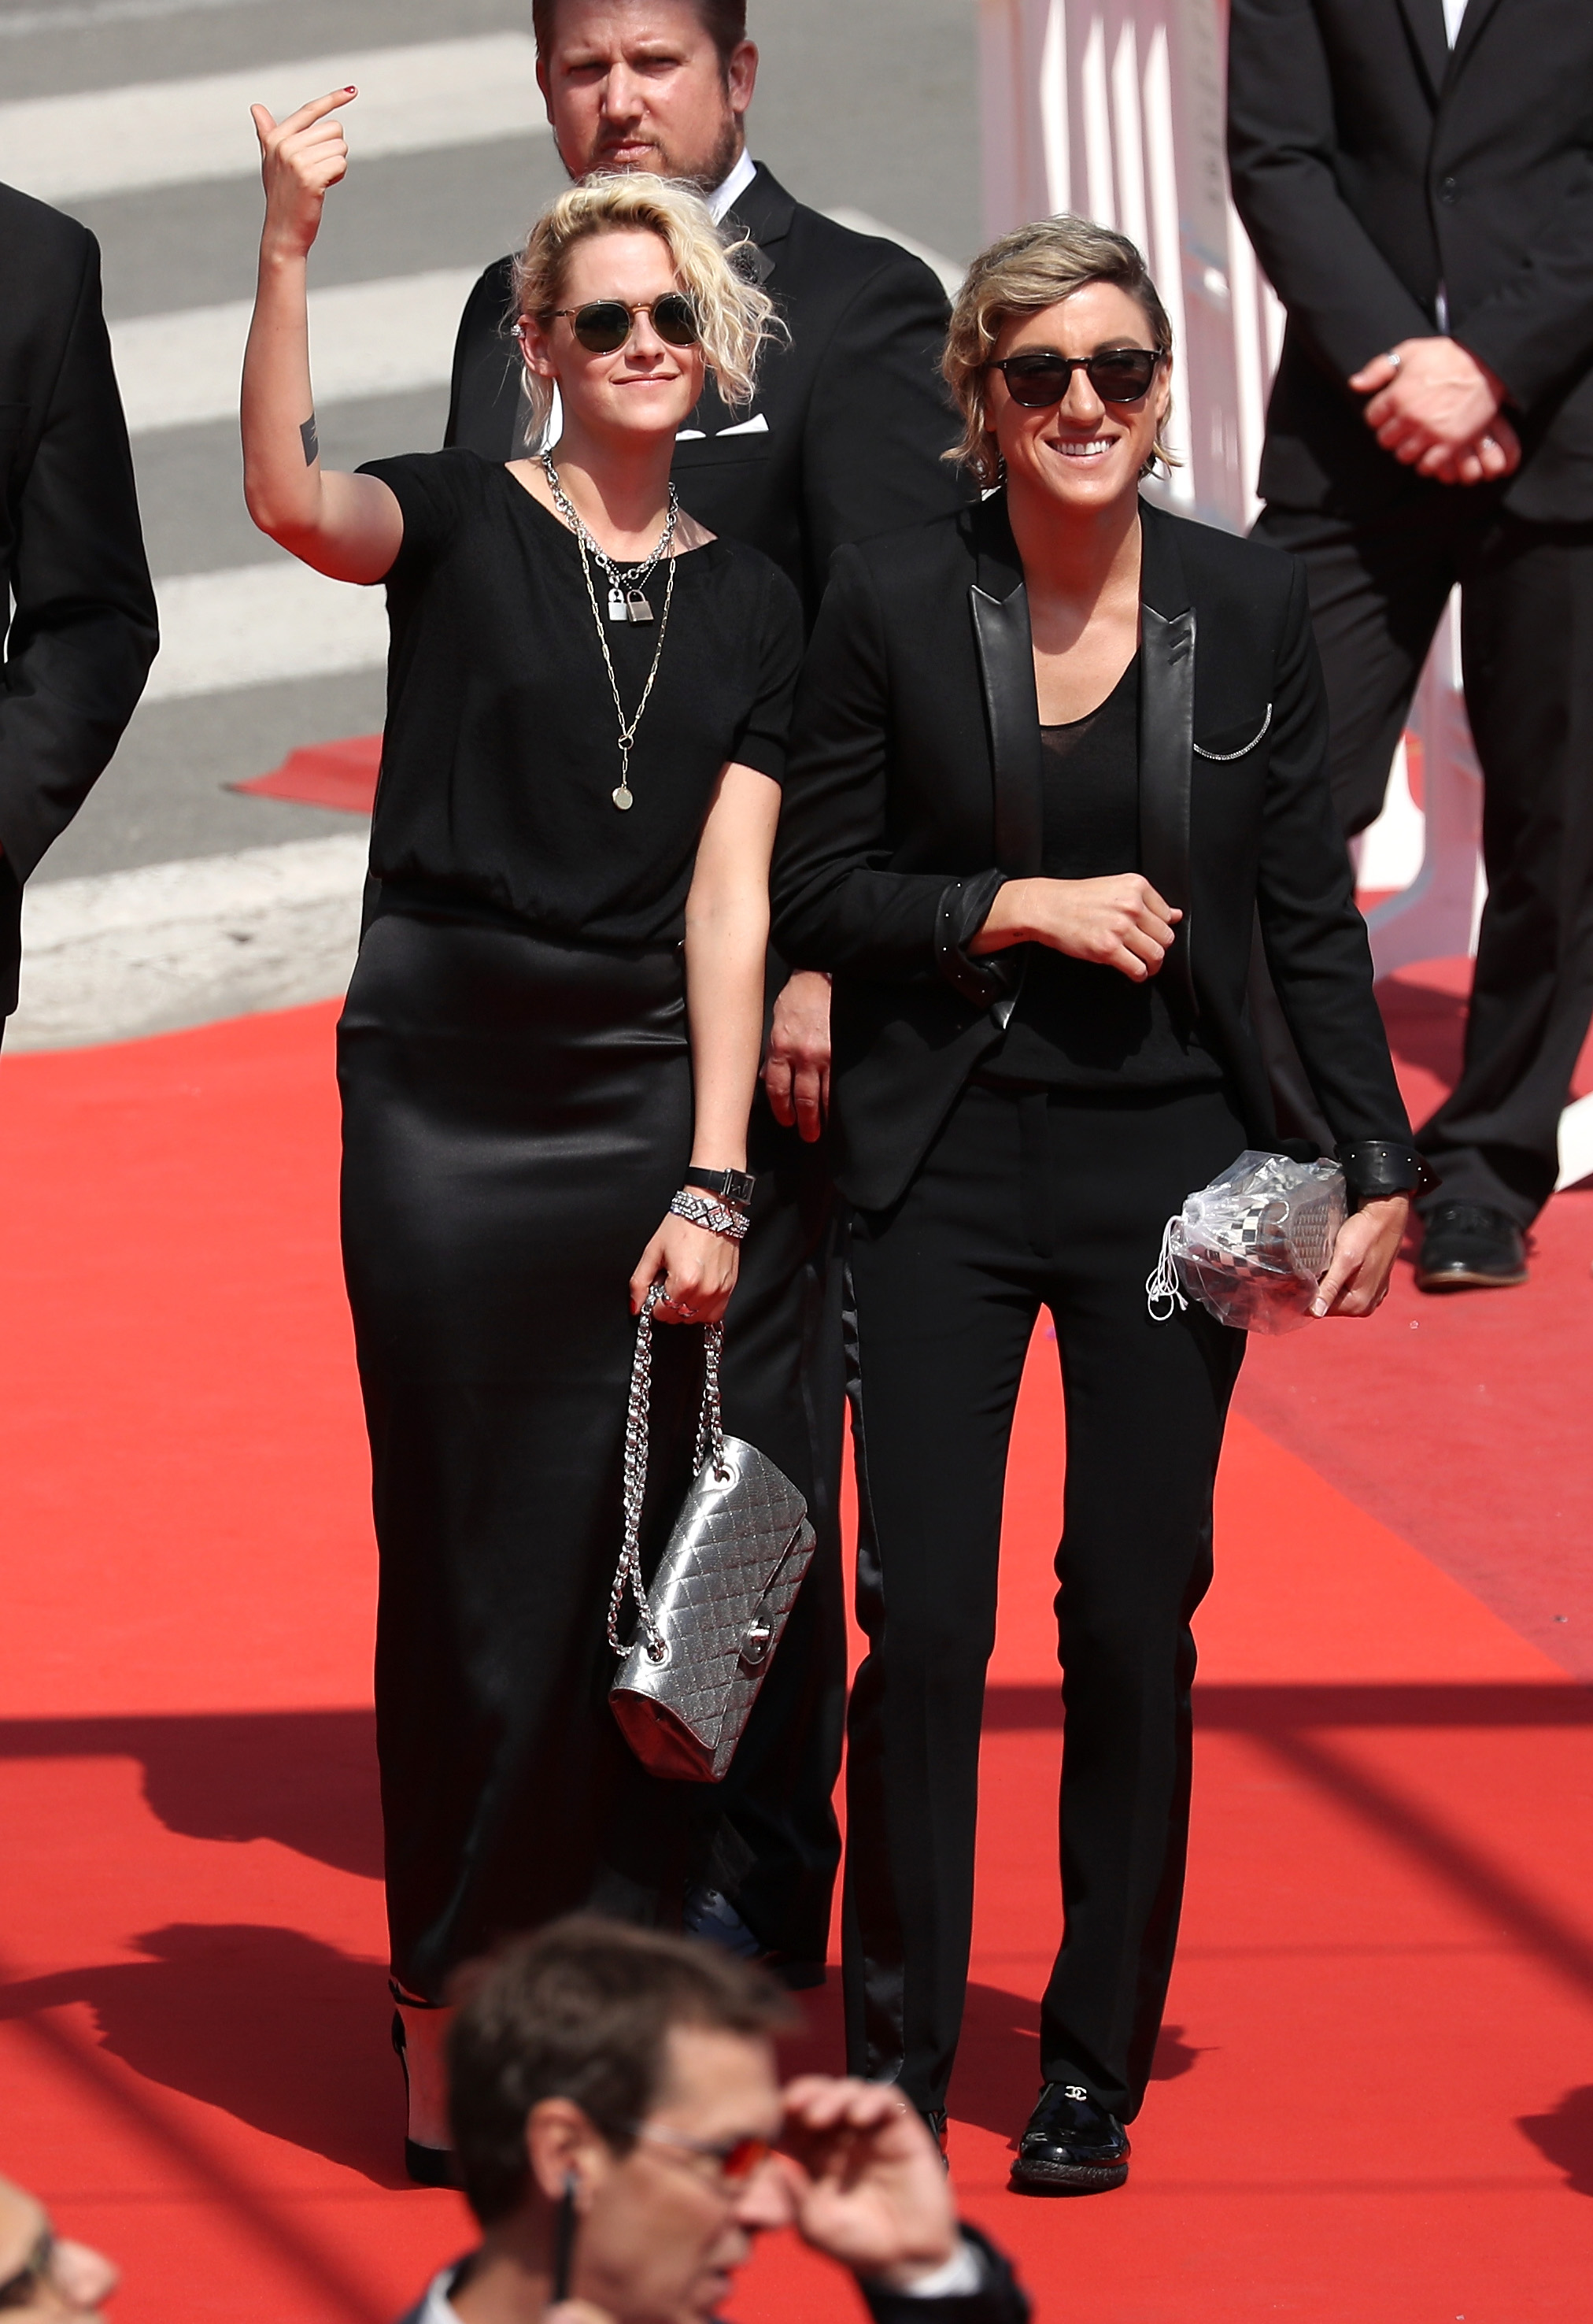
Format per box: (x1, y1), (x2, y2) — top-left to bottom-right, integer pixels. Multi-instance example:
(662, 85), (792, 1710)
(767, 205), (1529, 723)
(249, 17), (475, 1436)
(270, 84), (359, 140)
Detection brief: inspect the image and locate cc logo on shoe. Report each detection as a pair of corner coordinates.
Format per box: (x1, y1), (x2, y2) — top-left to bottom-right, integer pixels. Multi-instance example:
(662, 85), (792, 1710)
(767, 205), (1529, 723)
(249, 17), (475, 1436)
(1063, 2085), (1088, 2101)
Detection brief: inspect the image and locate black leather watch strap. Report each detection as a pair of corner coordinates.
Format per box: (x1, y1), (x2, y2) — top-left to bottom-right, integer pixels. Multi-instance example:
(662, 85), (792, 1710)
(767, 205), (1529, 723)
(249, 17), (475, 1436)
(1336, 1140), (1441, 1203)
(684, 1165), (756, 1208)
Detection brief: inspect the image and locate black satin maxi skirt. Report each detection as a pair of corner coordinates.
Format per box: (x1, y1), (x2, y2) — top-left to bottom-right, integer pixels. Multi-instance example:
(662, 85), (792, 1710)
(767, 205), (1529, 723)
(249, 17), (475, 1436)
(338, 899), (705, 2002)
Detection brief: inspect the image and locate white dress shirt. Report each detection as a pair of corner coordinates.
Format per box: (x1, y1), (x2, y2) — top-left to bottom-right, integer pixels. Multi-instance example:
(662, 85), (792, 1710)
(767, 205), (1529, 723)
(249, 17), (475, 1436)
(1442, 0), (1468, 44)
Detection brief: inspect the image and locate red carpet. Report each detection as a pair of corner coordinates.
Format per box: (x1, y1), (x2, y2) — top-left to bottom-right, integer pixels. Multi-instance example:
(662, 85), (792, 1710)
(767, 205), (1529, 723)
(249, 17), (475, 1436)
(232, 733), (381, 813)
(4, 1001), (1592, 2322)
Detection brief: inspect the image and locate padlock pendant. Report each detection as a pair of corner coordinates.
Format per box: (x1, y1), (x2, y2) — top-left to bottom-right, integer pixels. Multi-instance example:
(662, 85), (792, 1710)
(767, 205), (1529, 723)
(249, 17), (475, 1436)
(625, 589), (655, 625)
(607, 587), (628, 623)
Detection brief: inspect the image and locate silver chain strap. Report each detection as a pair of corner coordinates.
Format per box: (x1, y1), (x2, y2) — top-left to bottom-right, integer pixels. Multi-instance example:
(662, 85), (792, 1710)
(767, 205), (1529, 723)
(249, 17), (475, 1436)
(542, 452), (678, 809)
(608, 1279), (728, 1660)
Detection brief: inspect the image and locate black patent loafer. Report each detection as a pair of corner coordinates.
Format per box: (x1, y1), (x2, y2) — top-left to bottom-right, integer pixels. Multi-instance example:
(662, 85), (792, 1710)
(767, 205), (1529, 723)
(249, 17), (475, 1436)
(1010, 2081), (1130, 2194)
(1414, 1201), (1528, 1291)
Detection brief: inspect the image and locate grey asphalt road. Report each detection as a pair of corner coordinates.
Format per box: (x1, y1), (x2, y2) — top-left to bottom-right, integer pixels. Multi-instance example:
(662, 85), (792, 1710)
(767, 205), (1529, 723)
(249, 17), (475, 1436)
(3, 0), (981, 883)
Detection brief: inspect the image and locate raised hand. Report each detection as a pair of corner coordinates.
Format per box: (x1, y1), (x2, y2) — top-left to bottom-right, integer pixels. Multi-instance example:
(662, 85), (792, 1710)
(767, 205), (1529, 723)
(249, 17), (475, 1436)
(775, 2077), (958, 2290)
(251, 86), (357, 259)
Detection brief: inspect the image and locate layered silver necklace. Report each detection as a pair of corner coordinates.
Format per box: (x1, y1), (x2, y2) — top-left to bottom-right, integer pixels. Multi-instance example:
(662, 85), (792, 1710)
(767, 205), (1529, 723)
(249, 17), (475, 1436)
(541, 450), (679, 810)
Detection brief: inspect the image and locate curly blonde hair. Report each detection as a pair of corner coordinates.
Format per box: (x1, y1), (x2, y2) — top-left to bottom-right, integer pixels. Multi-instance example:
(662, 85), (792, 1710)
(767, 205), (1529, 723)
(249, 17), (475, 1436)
(943, 214), (1179, 488)
(512, 174), (778, 442)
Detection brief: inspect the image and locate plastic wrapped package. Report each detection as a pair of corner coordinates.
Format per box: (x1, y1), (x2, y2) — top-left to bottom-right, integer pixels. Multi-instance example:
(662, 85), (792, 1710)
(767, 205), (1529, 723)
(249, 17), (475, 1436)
(1147, 1150), (1348, 1334)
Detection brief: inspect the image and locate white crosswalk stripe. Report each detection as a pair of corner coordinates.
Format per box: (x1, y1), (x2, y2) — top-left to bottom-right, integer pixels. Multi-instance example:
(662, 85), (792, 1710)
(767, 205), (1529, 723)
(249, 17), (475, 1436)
(0, 33), (546, 205)
(113, 267), (484, 436)
(146, 560), (387, 704)
(11, 833), (369, 1050)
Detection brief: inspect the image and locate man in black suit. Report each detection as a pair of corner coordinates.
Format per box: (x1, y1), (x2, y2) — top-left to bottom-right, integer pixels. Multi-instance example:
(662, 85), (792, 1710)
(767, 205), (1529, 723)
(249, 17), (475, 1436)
(445, 0), (963, 1982)
(0, 184), (158, 1040)
(1229, 0), (1593, 1289)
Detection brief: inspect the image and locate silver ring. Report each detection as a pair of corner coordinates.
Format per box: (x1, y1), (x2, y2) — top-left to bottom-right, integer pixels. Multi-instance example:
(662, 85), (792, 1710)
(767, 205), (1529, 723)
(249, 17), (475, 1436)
(1384, 350), (1402, 373)
(1480, 435), (1499, 453)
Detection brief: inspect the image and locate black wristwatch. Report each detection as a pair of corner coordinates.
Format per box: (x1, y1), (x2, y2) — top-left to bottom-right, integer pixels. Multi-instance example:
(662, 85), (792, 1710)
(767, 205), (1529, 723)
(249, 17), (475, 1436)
(684, 1165), (756, 1208)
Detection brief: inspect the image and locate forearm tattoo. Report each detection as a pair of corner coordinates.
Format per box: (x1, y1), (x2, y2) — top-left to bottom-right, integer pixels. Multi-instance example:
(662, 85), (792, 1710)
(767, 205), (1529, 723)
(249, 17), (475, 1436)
(300, 413), (320, 466)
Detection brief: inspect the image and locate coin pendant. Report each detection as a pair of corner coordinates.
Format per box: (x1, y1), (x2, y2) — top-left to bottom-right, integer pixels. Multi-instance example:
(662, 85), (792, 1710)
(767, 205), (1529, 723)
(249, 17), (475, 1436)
(612, 783), (634, 811)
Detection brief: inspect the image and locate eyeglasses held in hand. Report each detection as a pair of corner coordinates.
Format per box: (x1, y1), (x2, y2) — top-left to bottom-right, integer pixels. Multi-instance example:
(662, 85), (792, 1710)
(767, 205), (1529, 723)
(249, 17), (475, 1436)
(628, 2122), (774, 2185)
(989, 347), (1162, 407)
(548, 294), (701, 354)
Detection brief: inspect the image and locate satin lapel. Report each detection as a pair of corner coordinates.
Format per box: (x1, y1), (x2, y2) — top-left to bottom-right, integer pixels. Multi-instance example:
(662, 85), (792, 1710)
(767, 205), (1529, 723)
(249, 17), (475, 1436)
(1447, 0), (1508, 80)
(969, 499), (1044, 875)
(1394, 0), (1450, 103)
(1138, 503), (1197, 1015)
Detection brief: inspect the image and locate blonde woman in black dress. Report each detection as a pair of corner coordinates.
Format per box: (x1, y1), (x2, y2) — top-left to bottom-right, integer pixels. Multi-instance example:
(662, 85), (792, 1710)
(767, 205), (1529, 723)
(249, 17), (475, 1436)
(242, 91), (800, 2178)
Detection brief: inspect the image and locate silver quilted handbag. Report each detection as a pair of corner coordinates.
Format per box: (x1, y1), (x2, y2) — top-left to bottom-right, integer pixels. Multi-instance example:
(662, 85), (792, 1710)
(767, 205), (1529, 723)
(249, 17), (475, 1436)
(608, 1281), (815, 1782)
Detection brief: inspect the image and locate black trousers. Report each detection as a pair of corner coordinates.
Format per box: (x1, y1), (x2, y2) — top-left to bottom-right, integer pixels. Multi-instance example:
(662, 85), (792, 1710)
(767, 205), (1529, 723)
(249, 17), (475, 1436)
(841, 1078), (1247, 2121)
(1255, 495), (1593, 1224)
(711, 1094), (848, 1969)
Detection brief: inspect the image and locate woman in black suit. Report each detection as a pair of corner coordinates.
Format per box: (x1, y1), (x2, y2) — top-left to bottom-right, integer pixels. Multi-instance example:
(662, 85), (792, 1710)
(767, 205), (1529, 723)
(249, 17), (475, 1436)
(772, 216), (1428, 2193)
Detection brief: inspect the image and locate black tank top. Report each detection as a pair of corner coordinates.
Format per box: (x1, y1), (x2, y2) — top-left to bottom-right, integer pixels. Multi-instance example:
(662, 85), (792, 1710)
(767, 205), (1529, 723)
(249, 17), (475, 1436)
(983, 657), (1223, 1091)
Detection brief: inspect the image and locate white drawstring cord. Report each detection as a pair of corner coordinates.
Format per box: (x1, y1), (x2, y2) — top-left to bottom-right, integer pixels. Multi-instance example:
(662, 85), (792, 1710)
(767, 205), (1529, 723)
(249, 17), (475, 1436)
(1146, 1215), (1187, 1323)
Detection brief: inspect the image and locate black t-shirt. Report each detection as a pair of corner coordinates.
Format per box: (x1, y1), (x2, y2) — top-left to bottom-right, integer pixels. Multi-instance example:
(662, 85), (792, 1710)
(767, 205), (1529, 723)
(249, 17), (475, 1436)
(986, 657), (1222, 1090)
(357, 450), (804, 946)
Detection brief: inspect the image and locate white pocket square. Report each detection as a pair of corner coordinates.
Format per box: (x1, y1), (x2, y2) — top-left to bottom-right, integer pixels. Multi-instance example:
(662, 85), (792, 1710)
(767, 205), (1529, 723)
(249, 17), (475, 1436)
(717, 413), (770, 437)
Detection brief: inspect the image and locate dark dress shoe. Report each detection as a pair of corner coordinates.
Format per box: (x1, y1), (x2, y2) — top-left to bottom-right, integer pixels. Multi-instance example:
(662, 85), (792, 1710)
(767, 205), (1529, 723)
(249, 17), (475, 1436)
(1414, 1201), (1528, 1291)
(682, 1885), (826, 1991)
(1010, 2082), (1130, 2194)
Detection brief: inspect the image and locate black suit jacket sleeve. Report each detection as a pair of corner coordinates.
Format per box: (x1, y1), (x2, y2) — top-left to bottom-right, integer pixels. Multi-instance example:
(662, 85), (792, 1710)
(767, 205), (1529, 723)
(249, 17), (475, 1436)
(1451, 184), (1593, 412)
(859, 2229), (1029, 2324)
(0, 222), (157, 882)
(773, 543), (980, 981)
(799, 248), (961, 584)
(443, 257), (520, 459)
(1226, 0), (1434, 382)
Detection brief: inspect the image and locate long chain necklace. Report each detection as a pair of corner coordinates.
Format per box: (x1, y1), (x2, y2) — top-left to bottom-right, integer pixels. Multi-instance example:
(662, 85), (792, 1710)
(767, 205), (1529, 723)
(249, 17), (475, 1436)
(541, 453), (678, 811)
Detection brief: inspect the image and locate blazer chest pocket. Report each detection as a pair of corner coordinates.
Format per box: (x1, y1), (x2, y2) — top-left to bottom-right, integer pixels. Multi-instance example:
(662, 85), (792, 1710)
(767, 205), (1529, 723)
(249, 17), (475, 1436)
(1192, 704), (1273, 763)
(671, 418), (774, 470)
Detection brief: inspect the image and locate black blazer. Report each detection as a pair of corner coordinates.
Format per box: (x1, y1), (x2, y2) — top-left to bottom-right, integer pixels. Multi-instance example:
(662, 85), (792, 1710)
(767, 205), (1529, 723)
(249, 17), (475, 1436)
(771, 494), (1413, 1213)
(444, 162), (966, 624)
(0, 183), (157, 1016)
(1227, 0), (1593, 523)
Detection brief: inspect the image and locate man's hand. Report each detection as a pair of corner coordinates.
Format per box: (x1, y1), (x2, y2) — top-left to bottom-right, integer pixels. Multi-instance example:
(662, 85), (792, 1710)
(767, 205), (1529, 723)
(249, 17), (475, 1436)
(1310, 1194), (1409, 1317)
(763, 970), (831, 1142)
(775, 2078), (959, 2292)
(1349, 339), (1517, 481)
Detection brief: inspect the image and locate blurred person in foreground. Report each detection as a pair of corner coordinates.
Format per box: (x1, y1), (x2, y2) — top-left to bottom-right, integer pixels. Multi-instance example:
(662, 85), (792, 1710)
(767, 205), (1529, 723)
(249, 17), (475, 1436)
(401, 1918), (1027, 2324)
(773, 216), (1423, 2188)
(0, 2175), (117, 2320)
(447, 0), (967, 1994)
(1229, 0), (1593, 1290)
(0, 184), (158, 1046)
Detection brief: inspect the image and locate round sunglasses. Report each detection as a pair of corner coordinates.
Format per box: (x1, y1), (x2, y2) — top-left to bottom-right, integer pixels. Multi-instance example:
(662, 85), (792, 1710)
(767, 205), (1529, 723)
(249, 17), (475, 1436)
(989, 346), (1162, 407)
(548, 294), (701, 355)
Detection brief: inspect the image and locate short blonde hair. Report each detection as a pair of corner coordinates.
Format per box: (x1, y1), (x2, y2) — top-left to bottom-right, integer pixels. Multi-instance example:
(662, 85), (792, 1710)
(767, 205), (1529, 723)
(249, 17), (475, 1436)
(944, 214), (1178, 487)
(512, 173), (778, 443)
